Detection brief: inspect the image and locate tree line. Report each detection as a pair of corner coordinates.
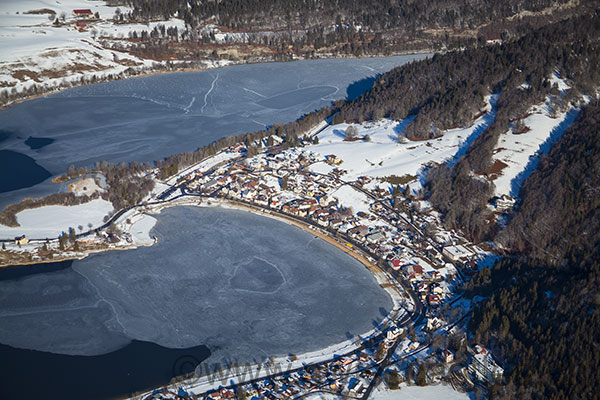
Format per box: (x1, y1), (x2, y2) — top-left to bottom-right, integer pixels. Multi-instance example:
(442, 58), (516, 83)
(120, 0), (592, 61)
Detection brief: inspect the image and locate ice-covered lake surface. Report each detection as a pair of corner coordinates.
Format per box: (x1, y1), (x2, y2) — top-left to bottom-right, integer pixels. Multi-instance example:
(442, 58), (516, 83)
(0, 55), (427, 208)
(0, 206), (392, 361)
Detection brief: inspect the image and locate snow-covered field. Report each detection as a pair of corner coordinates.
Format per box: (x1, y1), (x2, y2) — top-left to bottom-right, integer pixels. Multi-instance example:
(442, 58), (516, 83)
(0, 198), (112, 238)
(0, 0), (184, 98)
(310, 95), (496, 182)
(123, 212), (157, 246)
(371, 383), (470, 400)
(486, 73), (586, 199)
(491, 102), (579, 198)
(330, 184), (371, 214)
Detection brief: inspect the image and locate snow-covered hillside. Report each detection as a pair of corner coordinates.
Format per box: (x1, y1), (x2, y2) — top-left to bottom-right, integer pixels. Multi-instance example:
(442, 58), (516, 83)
(0, 0), (184, 103)
(489, 73), (582, 199)
(310, 95), (497, 183)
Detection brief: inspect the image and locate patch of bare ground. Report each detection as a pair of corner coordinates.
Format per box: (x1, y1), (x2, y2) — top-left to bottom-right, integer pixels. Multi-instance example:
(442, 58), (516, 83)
(11, 70), (42, 83)
(24, 9), (55, 15)
(512, 126), (531, 134)
(481, 159), (509, 181)
(116, 58), (142, 67)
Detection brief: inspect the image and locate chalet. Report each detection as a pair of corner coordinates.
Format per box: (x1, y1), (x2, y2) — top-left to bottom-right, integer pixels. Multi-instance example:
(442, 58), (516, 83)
(201, 179), (220, 191)
(73, 9), (94, 18)
(357, 176), (371, 185)
(317, 216), (329, 227)
(427, 294), (441, 306)
(416, 282), (429, 293)
(298, 198), (318, 210)
(432, 285), (444, 295)
(443, 349), (454, 364)
(425, 270), (443, 282)
(255, 195), (269, 206)
(371, 202), (384, 212)
(14, 235), (28, 245)
(243, 179), (258, 189)
(329, 219), (344, 230)
(318, 195), (331, 206)
(404, 264), (425, 279)
(325, 154), (343, 165)
(348, 225), (368, 239)
(485, 34), (502, 45)
(340, 357), (356, 372)
(351, 381), (366, 395)
(386, 326), (403, 340)
(230, 143), (246, 153)
(356, 211), (370, 220)
(220, 388), (235, 399)
(426, 317), (443, 331)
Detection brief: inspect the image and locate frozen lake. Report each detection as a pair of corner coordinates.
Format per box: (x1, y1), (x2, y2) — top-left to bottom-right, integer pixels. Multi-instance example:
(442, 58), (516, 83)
(0, 55), (427, 207)
(0, 206), (392, 362)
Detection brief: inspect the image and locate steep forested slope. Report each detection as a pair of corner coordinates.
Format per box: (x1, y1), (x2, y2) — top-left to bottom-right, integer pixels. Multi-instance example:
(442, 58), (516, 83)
(500, 105), (600, 261)
(466, 105), (600, 400)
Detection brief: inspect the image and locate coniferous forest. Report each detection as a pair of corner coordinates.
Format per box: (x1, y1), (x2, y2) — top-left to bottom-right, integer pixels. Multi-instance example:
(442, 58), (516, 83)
(466, 105), (600, 400)
(108, 0), (596, 61)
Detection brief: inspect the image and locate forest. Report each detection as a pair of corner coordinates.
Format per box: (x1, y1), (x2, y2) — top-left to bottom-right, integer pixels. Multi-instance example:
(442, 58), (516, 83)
(466, 106), (600, 400)
(112, 0), (593, 61)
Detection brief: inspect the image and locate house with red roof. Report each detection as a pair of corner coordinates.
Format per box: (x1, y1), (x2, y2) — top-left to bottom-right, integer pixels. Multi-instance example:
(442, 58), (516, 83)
(73, 9), (94, 19)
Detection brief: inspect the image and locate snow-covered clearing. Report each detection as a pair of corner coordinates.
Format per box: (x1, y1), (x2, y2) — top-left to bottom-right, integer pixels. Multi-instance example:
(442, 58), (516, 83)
(0, 198), (113, 239)
(330, 185), (371, 214)
(491, 88), (581, 198)
(309, 96), (496, 182)
(125, 213), (157, 245)
(68, 176), (103, 196)
(371, 383), (469, 400)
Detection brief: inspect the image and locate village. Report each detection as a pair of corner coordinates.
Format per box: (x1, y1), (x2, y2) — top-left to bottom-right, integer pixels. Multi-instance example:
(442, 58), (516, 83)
(136, 130), (504, 399)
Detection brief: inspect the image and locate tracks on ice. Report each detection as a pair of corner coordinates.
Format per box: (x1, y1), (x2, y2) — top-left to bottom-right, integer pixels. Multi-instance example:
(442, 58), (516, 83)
(184, 96), (196, 113)
(201, 73), (219, 113)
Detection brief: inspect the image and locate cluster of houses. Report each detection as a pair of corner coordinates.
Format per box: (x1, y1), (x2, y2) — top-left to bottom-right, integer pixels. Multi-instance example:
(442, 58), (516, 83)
(143, 337), (394, 400)
(69, 8), (98, 28)
(203, 336), (398, 400)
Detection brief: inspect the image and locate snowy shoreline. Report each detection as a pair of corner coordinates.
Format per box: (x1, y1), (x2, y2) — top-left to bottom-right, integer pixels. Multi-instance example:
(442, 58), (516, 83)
(0, 50), (432, 110)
